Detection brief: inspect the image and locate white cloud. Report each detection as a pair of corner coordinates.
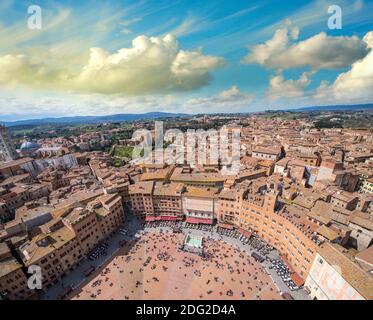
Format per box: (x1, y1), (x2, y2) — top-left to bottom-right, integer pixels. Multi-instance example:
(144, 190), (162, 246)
(267, 72), (312, 101)
(313, 31), (373, 104)
(0, 8), (72, 53)
(168, 15), (210, 37)
(182, 86), (254, 113)
(253, 0), (369, 43)
(0, 34), (225, 95)
(0, 86), (254, 120)
(266, 32), (373, 106)
(119, 17), (142, 34)
(0, 85), (254, 120)
(243, 22), (370, 70)
(121, 28), (132, 35)
(329, 32), (373, 101)
(243, 22), (298, 66)
(120, 17), (142, 27)
(0, 89), (179, 120)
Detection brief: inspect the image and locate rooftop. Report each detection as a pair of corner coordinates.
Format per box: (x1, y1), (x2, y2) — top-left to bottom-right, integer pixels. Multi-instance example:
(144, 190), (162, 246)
(153, 182), (184, 197)
(183, 186), (219, 198)
(129, 181), (154, 195)
(0, 157), (34, 170)
(170, 167), (226, 184)
(252, 146), (281, 155)
(19, 226), (76, 266)
(318, 243), (373, 300)
(0, 256), (22, 278)
(316, 225), (340, 241)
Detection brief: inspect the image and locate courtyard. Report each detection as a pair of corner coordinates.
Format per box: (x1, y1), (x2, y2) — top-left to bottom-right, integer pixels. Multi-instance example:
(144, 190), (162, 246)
(68, 231), (282, 300)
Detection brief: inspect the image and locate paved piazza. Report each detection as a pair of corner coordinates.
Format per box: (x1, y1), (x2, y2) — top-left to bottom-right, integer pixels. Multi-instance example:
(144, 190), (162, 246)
(68, 232), (282, 300)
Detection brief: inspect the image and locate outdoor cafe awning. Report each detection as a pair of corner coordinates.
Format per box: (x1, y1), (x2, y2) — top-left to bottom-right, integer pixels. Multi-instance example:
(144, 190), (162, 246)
(280, 254), (305, 287)
(146, 215), (177, 221)
(291, 273), (305, 287)
(238, 228), (252, 238)
(156, 216), (177, 221)
(185, 217), (213, 225)
(280, 255), (294, 271)
(218, 223), (234, 230)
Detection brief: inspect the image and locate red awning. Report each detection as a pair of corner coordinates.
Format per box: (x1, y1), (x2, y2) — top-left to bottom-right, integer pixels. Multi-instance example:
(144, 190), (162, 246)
(146, 215), (178, 221)
(280, 255), (294, 272)
(238, 228), (252, 238)
(156, 216), (177, 221)
(185, 217), (213, 225)
(280, 254), (305, 287)
(218, 223), (234, 230)
(291, 273), (305, 287)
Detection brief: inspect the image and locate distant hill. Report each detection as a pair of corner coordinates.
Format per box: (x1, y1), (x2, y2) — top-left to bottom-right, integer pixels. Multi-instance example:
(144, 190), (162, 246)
(292, 103), (373, 112)
(2, 103), (373, 127)
(3, 112), (189, 127)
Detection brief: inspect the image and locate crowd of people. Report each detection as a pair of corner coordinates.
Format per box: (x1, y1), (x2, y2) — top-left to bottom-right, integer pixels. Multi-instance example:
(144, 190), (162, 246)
(69, 230), (282, 300)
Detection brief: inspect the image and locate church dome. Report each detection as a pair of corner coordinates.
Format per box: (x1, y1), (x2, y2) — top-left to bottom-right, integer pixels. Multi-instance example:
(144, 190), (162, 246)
(20, 141), (40, 151)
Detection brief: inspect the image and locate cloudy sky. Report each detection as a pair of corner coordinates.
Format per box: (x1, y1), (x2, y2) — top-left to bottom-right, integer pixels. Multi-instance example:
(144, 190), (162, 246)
(1, 0), (373, 120)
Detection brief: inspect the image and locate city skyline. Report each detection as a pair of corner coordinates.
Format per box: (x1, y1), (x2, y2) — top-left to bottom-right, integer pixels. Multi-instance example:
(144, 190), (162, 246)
(1, 1), (373, 304)
(1, 0), (373, 120)
(1, 111), (372, 302)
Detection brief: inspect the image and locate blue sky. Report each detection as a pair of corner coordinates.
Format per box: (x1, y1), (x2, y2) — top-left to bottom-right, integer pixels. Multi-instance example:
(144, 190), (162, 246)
(1, 0), (373, 120)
